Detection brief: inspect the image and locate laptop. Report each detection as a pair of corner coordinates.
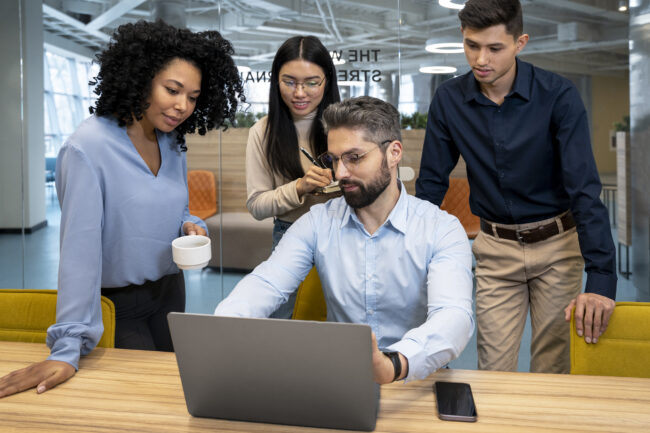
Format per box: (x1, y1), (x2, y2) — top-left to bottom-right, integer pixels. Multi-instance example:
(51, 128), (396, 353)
(168, 313), (379, 431)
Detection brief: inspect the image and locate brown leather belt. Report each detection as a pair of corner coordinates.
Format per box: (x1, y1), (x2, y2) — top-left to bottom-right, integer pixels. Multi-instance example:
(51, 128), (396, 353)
(480, 212), (575, 244)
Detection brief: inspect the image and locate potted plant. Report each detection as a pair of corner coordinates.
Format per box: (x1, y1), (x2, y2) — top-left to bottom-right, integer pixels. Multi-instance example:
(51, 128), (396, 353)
(610, 115), (630, 150)
(400, 112), (427, 129)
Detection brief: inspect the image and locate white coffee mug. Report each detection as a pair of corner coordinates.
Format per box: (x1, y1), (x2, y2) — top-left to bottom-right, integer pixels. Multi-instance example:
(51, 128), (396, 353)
(171, 235), (211, 270)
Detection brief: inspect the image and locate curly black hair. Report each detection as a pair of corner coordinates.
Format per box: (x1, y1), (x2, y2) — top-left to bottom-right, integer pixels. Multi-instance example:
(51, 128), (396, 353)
(90, 20), (244, 150)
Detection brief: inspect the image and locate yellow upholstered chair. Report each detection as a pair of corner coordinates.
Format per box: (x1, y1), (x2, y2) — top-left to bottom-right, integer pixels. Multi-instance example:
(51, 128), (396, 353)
(570, 302), (650, 378)
(0, 289), (116, 348)
(292, 267), (327, 321)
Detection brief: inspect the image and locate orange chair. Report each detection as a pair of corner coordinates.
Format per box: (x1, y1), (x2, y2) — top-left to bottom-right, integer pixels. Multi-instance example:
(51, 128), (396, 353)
(188, 170), (218, 220)
(440, 178), (480, 239)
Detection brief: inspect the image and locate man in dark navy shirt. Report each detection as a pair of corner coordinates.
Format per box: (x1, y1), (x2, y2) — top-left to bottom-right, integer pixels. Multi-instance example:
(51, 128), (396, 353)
(415, 0), (616, 374)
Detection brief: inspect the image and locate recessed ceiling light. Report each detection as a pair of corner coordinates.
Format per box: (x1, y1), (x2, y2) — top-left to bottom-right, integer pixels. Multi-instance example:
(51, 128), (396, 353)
(439, 0), (465, 10)
(419, 66), (457, 74)
(618, 0), (628, 12)
(425, 41), (464, 54)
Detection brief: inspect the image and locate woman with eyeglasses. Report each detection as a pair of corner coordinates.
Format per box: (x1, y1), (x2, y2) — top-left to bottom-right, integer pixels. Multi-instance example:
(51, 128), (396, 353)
(245, 36), (340, 318)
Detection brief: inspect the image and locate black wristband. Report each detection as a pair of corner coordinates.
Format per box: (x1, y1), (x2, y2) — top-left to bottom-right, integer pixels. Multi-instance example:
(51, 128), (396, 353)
(383, 351), (401, 382)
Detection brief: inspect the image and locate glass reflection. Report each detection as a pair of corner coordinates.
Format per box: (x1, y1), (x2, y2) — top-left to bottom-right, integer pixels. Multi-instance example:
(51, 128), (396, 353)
(0, 0), (636, 312)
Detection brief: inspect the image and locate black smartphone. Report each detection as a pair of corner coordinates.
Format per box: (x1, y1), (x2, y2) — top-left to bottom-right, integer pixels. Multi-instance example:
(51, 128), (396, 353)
(433, 381), (478, 422)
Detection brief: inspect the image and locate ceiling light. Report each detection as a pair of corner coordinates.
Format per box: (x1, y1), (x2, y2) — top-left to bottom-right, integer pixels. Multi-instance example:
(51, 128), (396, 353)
(618, 0), (628, 12)
(419, 66), (457, 74)
(439, 0), (465, 10)
(425, 39), (464, 54)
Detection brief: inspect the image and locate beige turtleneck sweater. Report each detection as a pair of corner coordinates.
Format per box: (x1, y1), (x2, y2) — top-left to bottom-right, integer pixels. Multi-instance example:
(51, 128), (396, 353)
(245, 111), (332, 223)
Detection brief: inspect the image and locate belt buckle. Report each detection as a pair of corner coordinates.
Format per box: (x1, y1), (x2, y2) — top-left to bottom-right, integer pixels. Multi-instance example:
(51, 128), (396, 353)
(516, 230), (526, 245)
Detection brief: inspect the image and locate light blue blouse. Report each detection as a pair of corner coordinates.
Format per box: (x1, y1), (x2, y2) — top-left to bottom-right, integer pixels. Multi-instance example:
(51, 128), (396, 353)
(47, 115), (206, 368)
(215, 183), (474, 381)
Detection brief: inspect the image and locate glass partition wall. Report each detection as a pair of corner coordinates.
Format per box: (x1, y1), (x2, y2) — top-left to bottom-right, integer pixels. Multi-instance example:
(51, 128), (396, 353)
(181, 0), (462, 310)
(0, 0), (40, 291)
(0, 0), (22, 290)
(184, 0), (424, 311)
(3, 1), (635, 315)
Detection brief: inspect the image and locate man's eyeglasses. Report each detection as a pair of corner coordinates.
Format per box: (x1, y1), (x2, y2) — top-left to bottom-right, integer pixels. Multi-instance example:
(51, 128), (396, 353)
(318, 140), (392, 170)
(280, 76), (326, 94)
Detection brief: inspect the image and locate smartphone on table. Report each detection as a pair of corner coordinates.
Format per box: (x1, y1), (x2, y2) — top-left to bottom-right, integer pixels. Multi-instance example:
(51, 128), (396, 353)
(433, 381), (478, 422)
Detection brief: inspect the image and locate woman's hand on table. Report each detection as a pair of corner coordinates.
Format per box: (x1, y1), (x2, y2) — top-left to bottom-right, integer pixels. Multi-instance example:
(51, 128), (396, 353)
(0, 360), (76, 398)
(296, 166), (333, 197)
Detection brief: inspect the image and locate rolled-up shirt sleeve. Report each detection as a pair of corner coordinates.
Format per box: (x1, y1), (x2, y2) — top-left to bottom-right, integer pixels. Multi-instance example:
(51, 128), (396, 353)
(388, 215), (475, 381)
(46, 145), (105, 369)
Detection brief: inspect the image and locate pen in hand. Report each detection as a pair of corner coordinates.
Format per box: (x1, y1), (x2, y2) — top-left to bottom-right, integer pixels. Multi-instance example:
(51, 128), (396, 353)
(300, 147), (325, 168)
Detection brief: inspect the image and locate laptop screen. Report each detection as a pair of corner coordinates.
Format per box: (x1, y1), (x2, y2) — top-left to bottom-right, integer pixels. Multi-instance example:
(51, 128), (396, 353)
(168, 313), (379, 431)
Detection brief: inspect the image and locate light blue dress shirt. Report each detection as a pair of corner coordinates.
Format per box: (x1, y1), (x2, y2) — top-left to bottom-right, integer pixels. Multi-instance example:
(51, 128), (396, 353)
(215, 183), (474, 381)
(47, 115), (206, 369)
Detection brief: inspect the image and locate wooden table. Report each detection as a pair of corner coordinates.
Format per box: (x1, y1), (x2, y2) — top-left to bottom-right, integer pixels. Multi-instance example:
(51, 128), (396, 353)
(1, 341), (649, 432)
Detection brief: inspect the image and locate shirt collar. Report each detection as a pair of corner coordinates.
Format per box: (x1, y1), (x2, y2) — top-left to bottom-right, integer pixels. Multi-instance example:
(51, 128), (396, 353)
(462, 57), (531, 103)
(509, 58), (531, 101)
(339, 180), (409, 235)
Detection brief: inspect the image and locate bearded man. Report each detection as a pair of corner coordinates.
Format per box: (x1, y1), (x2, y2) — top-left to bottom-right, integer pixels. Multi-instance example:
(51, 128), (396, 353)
(215, 96), (474, 384)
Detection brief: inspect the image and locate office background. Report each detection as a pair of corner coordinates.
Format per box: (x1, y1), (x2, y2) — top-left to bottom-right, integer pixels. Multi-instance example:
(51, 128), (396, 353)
(0, 0), (646, 370)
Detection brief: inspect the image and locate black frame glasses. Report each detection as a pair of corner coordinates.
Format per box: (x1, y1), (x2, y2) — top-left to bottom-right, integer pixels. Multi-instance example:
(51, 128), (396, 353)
(318, 140), (393, 170)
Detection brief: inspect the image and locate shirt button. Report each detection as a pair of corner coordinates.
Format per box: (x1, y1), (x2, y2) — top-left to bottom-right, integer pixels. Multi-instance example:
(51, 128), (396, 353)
(368, 309), (374, 315)
(499, 172), (504, 178)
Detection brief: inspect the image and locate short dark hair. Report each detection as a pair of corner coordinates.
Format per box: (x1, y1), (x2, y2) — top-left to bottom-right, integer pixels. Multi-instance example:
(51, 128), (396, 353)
(458, 0), (523, 38)
(322, 96), (401, 146)
(90, 20), (244, 149)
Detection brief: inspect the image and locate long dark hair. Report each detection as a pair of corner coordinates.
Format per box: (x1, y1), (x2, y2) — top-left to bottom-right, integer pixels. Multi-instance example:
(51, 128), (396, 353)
(265, 36), (340, 180)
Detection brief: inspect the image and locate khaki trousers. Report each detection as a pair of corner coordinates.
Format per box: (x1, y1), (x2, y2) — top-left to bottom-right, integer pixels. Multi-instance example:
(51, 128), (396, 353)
(472, 215), (584, 373)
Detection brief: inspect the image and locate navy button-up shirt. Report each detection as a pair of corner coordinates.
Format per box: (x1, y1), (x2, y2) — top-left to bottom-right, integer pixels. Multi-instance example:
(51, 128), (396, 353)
(415, 58), (616, 299)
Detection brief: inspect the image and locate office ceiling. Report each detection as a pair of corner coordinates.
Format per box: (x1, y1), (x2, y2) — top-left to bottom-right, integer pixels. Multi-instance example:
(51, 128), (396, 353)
(42, 0), (630, 77)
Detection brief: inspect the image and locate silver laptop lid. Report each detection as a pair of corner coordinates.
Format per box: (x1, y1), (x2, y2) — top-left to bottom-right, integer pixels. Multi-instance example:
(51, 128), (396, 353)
(168, 313), (378, 431)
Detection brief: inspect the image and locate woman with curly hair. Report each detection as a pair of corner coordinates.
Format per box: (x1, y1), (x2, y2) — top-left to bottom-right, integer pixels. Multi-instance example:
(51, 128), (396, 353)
(246, 36), (340, 318)
(0, 20), (243, 398)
